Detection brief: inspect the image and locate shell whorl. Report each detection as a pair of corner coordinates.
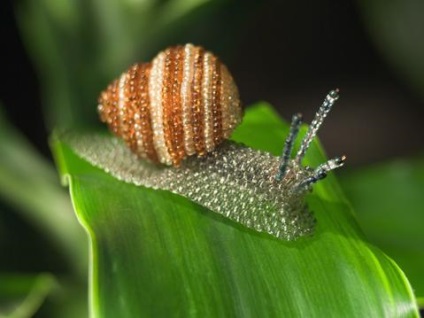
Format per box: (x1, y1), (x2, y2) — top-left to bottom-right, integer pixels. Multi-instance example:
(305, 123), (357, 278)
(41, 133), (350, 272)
(98, 44), (242, 166)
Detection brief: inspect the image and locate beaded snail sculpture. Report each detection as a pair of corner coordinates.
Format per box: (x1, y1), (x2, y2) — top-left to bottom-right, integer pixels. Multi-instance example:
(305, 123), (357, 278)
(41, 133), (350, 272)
(97, 44), (242, 166)
(69, 43), (345, 241)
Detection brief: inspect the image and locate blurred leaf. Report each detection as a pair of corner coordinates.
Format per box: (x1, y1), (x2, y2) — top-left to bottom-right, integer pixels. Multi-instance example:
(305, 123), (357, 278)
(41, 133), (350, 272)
(0, 106), (87, 277)
(52, 103), (418, 317)
(0, 273), (55, 318)
(0, 273), (88, 318)
(357, 0), (424, 100)
(340, 156), (424, 299)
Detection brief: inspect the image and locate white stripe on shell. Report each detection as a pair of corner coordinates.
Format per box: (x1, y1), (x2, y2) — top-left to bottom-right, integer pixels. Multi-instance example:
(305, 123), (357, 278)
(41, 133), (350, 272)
(149, 52), (173, 165)
(202, 52), (214, 152)
(118, 72), (128, 136)
(181, 44), (196, 155)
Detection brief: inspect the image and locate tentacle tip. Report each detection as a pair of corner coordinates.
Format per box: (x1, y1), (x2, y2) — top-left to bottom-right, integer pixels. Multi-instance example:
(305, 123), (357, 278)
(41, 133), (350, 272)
(337, 155), (347, 166)
(328, 89), (340, 101)
(291, 113), (303, 125)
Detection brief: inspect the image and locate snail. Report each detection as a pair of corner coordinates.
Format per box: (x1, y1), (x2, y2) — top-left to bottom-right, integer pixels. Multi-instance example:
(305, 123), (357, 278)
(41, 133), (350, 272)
(67, 44), (346, 241)
(97, 43), (242, 166)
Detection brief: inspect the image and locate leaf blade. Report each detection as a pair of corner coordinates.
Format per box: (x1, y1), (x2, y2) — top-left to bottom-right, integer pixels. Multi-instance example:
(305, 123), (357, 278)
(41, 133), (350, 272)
(340, 156), (424, 299)
(52, 103), (419, 317)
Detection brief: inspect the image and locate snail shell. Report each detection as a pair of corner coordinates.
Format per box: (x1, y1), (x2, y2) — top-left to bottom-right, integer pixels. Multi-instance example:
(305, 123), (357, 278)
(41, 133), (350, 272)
(98, 44), (242, 166)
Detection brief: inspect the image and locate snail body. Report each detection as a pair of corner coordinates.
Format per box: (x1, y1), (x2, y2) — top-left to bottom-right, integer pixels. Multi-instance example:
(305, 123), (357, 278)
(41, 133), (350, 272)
(98, 44), (242, 166)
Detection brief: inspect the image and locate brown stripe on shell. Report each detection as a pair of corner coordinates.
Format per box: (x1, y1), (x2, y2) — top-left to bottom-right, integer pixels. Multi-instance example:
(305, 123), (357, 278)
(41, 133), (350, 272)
(191, 46), (206, 155)
(119, 72), (132, 145)
(162, 47), (178, 165)
(101, 80), (114, 132)
(137, 63), (158, 162)
(170, 46), (185, 165)
(125, 64), (141, 154)
(109, 79), (120, 136)
(211, 55), (223, 147)
(98, 81), (114, 125)
(219, 64), (229, 138)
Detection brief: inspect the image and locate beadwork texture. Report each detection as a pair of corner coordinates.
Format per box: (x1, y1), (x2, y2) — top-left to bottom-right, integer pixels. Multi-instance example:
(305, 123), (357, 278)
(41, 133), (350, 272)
(65, 134), (316, 241)
(98, 44), (242, 166)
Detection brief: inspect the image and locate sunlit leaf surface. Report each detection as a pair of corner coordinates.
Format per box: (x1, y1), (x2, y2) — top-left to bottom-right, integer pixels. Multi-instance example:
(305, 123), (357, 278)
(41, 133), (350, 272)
(52, 103), (418, 317)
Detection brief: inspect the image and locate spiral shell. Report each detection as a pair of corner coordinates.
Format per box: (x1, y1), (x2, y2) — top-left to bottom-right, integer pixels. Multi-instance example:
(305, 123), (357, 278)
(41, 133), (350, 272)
(98, 44), (242, 166)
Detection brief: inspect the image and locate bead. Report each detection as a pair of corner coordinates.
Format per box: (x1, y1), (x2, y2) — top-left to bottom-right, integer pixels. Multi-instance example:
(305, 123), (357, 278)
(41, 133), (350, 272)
(98, 44), (242, 166)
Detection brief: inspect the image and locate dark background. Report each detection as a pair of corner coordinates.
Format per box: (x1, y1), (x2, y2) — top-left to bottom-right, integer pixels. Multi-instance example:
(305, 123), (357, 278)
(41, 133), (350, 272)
(1, 0), (423, 166)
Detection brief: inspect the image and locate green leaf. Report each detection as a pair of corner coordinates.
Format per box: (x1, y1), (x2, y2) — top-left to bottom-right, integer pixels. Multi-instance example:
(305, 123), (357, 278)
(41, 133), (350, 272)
(340, 156), (424, 300)
(52, 103), (418, 317)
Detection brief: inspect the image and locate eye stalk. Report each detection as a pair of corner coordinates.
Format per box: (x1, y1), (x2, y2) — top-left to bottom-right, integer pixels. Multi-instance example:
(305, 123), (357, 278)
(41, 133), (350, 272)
(275, 113), (303, 181)
(275, 89), (346, 192)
